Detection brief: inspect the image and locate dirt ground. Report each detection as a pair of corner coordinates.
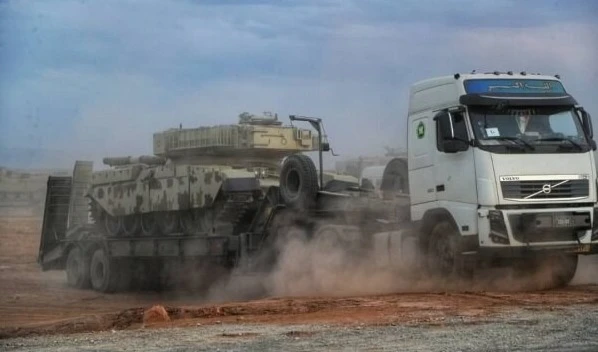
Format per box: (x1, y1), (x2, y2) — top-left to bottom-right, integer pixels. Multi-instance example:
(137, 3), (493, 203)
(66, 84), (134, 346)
(1, 215), (598, 348)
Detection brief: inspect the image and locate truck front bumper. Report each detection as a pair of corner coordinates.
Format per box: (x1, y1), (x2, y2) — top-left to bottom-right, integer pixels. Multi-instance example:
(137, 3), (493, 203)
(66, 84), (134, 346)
(476, 242), (598, 259)
(476, 205), (598, 258)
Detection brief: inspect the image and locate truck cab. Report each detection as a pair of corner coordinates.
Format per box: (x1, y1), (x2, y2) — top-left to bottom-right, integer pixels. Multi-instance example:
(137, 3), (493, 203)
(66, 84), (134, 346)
(402, 71), (597, 282)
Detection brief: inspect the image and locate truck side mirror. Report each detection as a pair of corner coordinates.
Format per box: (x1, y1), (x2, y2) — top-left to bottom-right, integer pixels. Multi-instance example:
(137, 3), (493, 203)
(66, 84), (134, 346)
(581, 110), (594, 139)
(322, 142), (330, 152)
(435, 111), (469, 153)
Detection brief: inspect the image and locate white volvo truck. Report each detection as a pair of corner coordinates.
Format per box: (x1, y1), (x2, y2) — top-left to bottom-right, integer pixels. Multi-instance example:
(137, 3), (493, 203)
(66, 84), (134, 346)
(376, 71), (598, 287)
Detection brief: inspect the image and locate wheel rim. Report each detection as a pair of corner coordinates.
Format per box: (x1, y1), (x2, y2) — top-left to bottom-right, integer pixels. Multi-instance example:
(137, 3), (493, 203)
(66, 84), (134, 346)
(285, 170), (301, 197)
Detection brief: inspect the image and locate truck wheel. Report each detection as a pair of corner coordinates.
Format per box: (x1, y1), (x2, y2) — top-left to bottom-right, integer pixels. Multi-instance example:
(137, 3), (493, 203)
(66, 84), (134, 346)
(279, 154), (318, 209)
(89, 248), (120, 293)
(544, 254), (578, 288)
(65, 247), (90, 289)
(426, 220), (473, 281)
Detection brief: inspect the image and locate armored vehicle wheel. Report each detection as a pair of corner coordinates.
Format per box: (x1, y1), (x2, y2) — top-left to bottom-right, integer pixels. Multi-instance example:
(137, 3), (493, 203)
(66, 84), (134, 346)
(122, 215), (141, 237)
(279, 154), (318, 209)
(141, 213), (159, 236)
(158, 211), (180, 235)
(89, 247), (121, 293)
(180, 209), (213, 235)
(65, 247), (90, 289)
(103, 213), (122, 237)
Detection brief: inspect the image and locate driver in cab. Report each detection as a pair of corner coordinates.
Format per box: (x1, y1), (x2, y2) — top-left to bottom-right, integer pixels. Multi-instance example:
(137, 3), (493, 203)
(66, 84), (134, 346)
(479, 111), (553, 138)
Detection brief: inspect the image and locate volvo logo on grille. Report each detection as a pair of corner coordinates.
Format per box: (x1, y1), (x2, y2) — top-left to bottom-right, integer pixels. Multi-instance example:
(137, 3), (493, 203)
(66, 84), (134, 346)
(523, 179), (570, 199)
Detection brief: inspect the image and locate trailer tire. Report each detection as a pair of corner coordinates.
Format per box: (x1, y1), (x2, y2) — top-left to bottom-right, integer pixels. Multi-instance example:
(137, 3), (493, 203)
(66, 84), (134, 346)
(279, 154), (318, 209)
(89, 248), (120, 293)
(65, 247), (90, 289)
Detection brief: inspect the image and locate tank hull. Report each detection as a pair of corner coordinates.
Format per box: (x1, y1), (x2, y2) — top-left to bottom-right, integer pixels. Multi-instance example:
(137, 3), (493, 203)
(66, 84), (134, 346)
(88, 163), (266, 237)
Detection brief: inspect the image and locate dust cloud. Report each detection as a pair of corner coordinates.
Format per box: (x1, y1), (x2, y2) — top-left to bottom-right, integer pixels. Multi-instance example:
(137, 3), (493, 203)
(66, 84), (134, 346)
(200, 220), (598, 303)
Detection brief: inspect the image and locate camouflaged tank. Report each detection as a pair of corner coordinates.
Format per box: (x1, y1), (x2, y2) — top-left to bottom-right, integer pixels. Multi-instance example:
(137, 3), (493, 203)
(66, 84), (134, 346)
(88, 112), (321, 237)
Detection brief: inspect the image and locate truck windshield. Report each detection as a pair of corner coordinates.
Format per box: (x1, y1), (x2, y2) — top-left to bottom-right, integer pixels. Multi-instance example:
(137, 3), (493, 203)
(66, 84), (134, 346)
(468, 106), (590, 153)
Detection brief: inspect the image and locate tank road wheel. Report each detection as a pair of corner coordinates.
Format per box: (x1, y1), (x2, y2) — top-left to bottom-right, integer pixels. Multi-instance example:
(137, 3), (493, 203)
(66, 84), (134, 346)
(141, 213), (159, 237)
(279, 154), (319, 210)
(65, 247), (90, 289)
(103, 212), (122, 237)
(122, 215), (141, 237)
(158, 211), (180, 235)
(181, 209), (215, 235)
(89, 248), (121, 293)
(426, 220), (473, 282)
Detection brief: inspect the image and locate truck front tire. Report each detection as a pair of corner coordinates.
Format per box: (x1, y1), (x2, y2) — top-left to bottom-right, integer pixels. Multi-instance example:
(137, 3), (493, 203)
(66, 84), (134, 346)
(426, 220), (473, 281)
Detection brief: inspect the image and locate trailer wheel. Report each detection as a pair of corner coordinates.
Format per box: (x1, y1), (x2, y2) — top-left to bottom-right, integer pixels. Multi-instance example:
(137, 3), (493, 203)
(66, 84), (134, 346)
(65, 247), (90, 289)
(89, 248), (120, 293)
(426, 220), (473, 281)
(279, 154), (318, 209)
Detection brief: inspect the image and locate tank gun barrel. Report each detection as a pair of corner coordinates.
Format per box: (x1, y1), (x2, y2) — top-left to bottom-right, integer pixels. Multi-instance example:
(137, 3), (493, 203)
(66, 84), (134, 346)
(103, 155), (166, 167)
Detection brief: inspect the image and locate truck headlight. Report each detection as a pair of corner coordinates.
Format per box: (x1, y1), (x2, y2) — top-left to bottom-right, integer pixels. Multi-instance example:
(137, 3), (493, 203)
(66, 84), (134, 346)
(489, 210), (510, 244)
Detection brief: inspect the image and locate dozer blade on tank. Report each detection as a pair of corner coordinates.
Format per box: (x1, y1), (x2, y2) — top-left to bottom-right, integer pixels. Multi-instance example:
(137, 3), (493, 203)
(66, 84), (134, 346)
(87, 112), (324, 238)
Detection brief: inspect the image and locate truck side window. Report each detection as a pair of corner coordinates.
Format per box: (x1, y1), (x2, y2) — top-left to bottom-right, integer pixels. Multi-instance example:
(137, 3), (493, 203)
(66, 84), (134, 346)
(437, 112), (468, 152)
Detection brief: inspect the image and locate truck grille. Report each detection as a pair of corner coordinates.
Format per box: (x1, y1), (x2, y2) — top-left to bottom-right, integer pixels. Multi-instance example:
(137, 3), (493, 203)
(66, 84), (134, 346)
(501, 179), (589, 200)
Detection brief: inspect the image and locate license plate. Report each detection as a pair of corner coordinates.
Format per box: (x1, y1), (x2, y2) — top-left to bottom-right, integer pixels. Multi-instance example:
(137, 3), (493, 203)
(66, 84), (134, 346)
(567, 244), (591, 253)
(554, 215), (575, 227)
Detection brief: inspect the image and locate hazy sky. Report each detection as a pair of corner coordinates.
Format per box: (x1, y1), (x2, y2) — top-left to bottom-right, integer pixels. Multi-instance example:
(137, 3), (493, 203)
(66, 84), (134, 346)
(1, 0), (597, 168)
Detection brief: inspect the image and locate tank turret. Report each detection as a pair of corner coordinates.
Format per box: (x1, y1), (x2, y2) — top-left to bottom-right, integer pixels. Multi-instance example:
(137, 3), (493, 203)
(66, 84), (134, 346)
(87, 112), (321, 239)
(151, 112), (318, 168)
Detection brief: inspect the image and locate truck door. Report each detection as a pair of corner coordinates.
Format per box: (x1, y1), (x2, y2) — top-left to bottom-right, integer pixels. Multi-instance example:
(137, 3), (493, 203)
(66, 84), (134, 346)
(433, 111), (477, 229)
(408, 115), (437, 205)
